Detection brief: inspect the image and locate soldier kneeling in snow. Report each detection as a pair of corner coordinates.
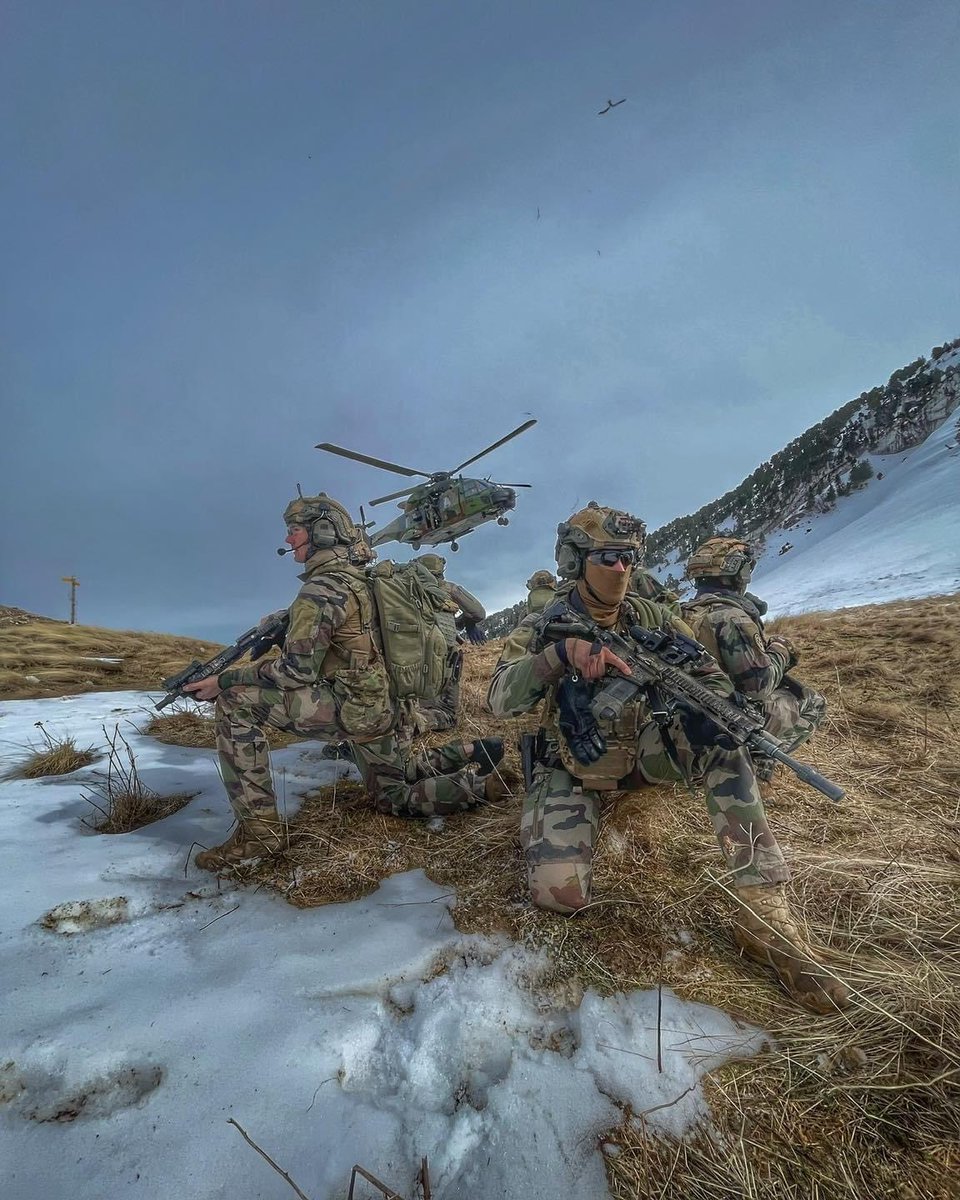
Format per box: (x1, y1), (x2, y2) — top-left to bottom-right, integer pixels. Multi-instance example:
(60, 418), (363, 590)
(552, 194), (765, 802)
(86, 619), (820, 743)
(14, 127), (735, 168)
(183, 492), (511, 870)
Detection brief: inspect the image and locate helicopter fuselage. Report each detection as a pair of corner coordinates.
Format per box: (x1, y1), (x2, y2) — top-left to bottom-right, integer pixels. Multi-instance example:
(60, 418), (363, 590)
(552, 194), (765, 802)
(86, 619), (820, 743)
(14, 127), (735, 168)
(368, 479), (516, 548)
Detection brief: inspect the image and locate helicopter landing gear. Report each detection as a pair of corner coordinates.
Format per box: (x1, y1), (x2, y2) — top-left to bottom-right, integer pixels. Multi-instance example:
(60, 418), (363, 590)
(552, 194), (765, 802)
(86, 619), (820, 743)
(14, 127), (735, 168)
(497, 517), (510, 526)
(451, 541), (459, 551)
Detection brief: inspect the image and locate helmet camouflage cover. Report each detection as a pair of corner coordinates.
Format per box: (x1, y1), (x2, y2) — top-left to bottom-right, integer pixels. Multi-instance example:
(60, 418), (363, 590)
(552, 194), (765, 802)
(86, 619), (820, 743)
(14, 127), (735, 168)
(415, 553), (446, 576)
(555, 501), (646, 578)
(526, 570), (557, 589)
(686, 537), (756, 581)
(283, 492), (367, 556)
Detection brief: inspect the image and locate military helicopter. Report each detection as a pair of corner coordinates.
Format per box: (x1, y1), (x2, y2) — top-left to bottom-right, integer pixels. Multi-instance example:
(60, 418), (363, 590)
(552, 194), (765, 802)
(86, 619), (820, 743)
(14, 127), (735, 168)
(316, 419), (536, 550)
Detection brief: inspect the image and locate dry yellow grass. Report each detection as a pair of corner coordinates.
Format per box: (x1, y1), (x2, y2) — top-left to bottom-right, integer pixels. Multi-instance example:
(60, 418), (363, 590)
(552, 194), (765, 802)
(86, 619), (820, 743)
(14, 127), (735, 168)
(0, 607), (225, 702)
(9, 721), (99, 779)
(81, 724), (193, 834)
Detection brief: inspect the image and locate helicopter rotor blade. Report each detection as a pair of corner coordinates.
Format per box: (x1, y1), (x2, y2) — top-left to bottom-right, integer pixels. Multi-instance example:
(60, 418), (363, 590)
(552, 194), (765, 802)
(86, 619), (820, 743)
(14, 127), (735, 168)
(315, 443), (431, 479)
(448, 419), (537, 474)
(369, 484), (420, 506)
(498, 482), (533, 488)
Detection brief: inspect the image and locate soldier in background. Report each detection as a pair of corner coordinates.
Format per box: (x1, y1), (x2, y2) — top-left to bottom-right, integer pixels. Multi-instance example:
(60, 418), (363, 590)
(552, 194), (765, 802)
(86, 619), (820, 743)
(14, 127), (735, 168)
(487, 503), (847, 1014)
(526, 570), (558, 615)
(413, 553), (487, 732)
(682, 538), (826, 780)
(630, 565), (682, 615)
(184, 494), (509, 869)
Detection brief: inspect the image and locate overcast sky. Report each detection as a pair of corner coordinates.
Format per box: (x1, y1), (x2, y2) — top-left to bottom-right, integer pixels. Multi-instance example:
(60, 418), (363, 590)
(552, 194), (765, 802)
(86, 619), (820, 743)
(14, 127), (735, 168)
(2, 1), (958, 640)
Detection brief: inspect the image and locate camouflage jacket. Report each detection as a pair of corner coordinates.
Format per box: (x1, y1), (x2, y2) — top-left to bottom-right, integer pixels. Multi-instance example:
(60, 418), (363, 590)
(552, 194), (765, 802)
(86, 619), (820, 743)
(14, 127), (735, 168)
(443, 580), (486, 627)
(682, 586), (789, 699)
(219, 550), (388, 694)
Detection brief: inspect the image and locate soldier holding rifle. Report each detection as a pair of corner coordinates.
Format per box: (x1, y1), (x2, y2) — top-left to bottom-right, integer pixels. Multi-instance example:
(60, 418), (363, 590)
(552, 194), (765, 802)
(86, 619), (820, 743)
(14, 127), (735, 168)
(487, 502), (848, 1014)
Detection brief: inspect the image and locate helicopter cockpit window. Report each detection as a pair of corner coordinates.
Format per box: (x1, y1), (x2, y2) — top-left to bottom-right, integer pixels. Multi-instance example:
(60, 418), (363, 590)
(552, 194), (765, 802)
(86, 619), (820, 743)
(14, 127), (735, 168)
(462, 479), (485, 496)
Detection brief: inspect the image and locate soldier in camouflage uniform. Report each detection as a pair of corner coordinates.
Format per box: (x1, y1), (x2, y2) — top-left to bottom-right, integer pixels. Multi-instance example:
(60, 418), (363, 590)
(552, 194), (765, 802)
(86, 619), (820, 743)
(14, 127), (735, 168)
(630, 566), (682, 615)
(184, 494), (509, 870)
(486, 503), (848, 1014)
(682, 538), (826, 781)
(413, 553), (487, 733)
(526, 570), (557, 616)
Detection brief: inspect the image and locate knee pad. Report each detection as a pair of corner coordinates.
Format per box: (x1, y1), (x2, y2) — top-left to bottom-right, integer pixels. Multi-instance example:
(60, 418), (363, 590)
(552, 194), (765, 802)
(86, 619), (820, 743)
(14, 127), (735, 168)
(528, 861), (591, 914)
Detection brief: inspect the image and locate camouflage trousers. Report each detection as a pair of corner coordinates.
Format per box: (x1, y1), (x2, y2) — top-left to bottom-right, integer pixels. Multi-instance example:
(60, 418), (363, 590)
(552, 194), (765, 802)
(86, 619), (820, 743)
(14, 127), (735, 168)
(415, 649), (463, 733)
(762, 677), (826, 752)
(215, 682), (484, 824)
(520, 718), (790, 914)
(351, 732), (486, 817)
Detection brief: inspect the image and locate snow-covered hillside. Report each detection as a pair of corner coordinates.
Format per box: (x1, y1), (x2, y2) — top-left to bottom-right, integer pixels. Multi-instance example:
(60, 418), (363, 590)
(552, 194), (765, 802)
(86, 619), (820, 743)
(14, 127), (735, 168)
(646, 339), (960, 582)
(752, 422), (959, 615)
(650, 418), (958, 616)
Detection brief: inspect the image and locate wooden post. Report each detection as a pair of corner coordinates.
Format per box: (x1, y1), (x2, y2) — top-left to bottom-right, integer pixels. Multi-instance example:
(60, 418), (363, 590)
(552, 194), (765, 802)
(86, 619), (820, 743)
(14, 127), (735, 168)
(61, 576), (79, 624)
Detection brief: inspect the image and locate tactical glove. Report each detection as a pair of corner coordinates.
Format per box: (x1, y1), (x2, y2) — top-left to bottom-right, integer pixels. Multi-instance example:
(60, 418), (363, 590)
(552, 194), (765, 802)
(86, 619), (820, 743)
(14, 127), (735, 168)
(464, 623), (487, 645)
(676, 705), (739, 753)
(767, 635), (798, 668)
(557, 677), (607, 765)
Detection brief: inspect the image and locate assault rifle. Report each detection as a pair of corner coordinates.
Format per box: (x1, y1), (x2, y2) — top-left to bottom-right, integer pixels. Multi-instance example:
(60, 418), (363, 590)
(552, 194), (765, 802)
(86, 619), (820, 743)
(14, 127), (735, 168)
(543, 618), (844, 803)
(155, 613), (289, 711)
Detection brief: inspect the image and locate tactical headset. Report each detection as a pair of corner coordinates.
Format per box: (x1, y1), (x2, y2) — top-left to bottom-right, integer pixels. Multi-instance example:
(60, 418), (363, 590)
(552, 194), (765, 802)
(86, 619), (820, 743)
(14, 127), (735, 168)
(283, 493), (358, 553)
(555, 505), (646, 580)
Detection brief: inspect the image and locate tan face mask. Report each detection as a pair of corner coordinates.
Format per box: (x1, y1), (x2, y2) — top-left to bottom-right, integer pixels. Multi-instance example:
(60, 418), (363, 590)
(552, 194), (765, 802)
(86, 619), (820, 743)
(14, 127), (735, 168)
(577, 558), (631, 626)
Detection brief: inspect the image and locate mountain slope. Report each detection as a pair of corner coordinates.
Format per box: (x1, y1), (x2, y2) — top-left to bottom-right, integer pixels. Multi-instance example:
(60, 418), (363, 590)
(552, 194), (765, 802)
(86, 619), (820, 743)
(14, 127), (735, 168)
(647, 338), (960, 584)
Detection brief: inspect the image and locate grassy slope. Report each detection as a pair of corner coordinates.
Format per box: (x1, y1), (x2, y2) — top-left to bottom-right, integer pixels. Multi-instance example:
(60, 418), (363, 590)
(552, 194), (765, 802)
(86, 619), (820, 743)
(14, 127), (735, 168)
(0, 606), (224, 702)
(4, 596), (959, 1197)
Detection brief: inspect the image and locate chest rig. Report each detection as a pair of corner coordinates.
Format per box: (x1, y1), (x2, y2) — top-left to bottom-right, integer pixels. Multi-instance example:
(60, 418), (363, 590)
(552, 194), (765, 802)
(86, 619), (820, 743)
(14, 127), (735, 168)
(532, 592), (666, 790)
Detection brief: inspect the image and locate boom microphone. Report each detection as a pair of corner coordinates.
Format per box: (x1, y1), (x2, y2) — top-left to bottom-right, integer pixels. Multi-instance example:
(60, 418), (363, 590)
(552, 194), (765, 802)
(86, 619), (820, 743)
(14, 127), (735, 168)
(277, 546), (295, 555)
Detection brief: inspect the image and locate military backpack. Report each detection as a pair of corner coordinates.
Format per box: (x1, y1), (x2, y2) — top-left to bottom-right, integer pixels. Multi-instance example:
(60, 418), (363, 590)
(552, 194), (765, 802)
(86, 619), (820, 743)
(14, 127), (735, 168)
(365, 560), (453, 703)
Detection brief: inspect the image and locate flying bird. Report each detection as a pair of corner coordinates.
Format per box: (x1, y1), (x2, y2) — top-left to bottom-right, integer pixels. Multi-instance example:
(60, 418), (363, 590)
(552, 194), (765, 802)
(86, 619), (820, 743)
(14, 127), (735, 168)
(598, 98), (627, 115)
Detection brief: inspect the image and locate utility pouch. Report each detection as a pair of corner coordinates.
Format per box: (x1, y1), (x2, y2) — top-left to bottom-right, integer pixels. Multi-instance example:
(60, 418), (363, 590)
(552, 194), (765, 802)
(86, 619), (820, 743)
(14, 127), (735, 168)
(332, 663), (394, 738)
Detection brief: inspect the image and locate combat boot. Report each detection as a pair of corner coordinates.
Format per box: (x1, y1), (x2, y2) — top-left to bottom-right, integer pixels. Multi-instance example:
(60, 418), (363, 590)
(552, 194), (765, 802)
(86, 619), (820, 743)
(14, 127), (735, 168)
(195, 815), (286, 871)
(483, 767), (520, 804)
(733, 883), (849, 1014)
(469, 738), (505, 776)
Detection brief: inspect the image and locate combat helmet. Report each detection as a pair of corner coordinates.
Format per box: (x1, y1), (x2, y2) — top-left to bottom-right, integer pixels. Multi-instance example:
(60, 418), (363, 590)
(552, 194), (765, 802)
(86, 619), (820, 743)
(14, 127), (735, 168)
(686, 537), (756, 590)
(526, 570), (557, 590)
(555, 502), (646, 579)
(415, 553), (446, 577)
(283, 491), (371, 561)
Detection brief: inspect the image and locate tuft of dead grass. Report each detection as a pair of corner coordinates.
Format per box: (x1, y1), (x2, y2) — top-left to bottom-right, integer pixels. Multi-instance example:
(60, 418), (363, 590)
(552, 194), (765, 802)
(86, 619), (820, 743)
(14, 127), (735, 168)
(240, 593), (960, 1199)
(143, 707), (302, 751)
(82, 724), (192, 834)
(9, 721), (98, 779)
